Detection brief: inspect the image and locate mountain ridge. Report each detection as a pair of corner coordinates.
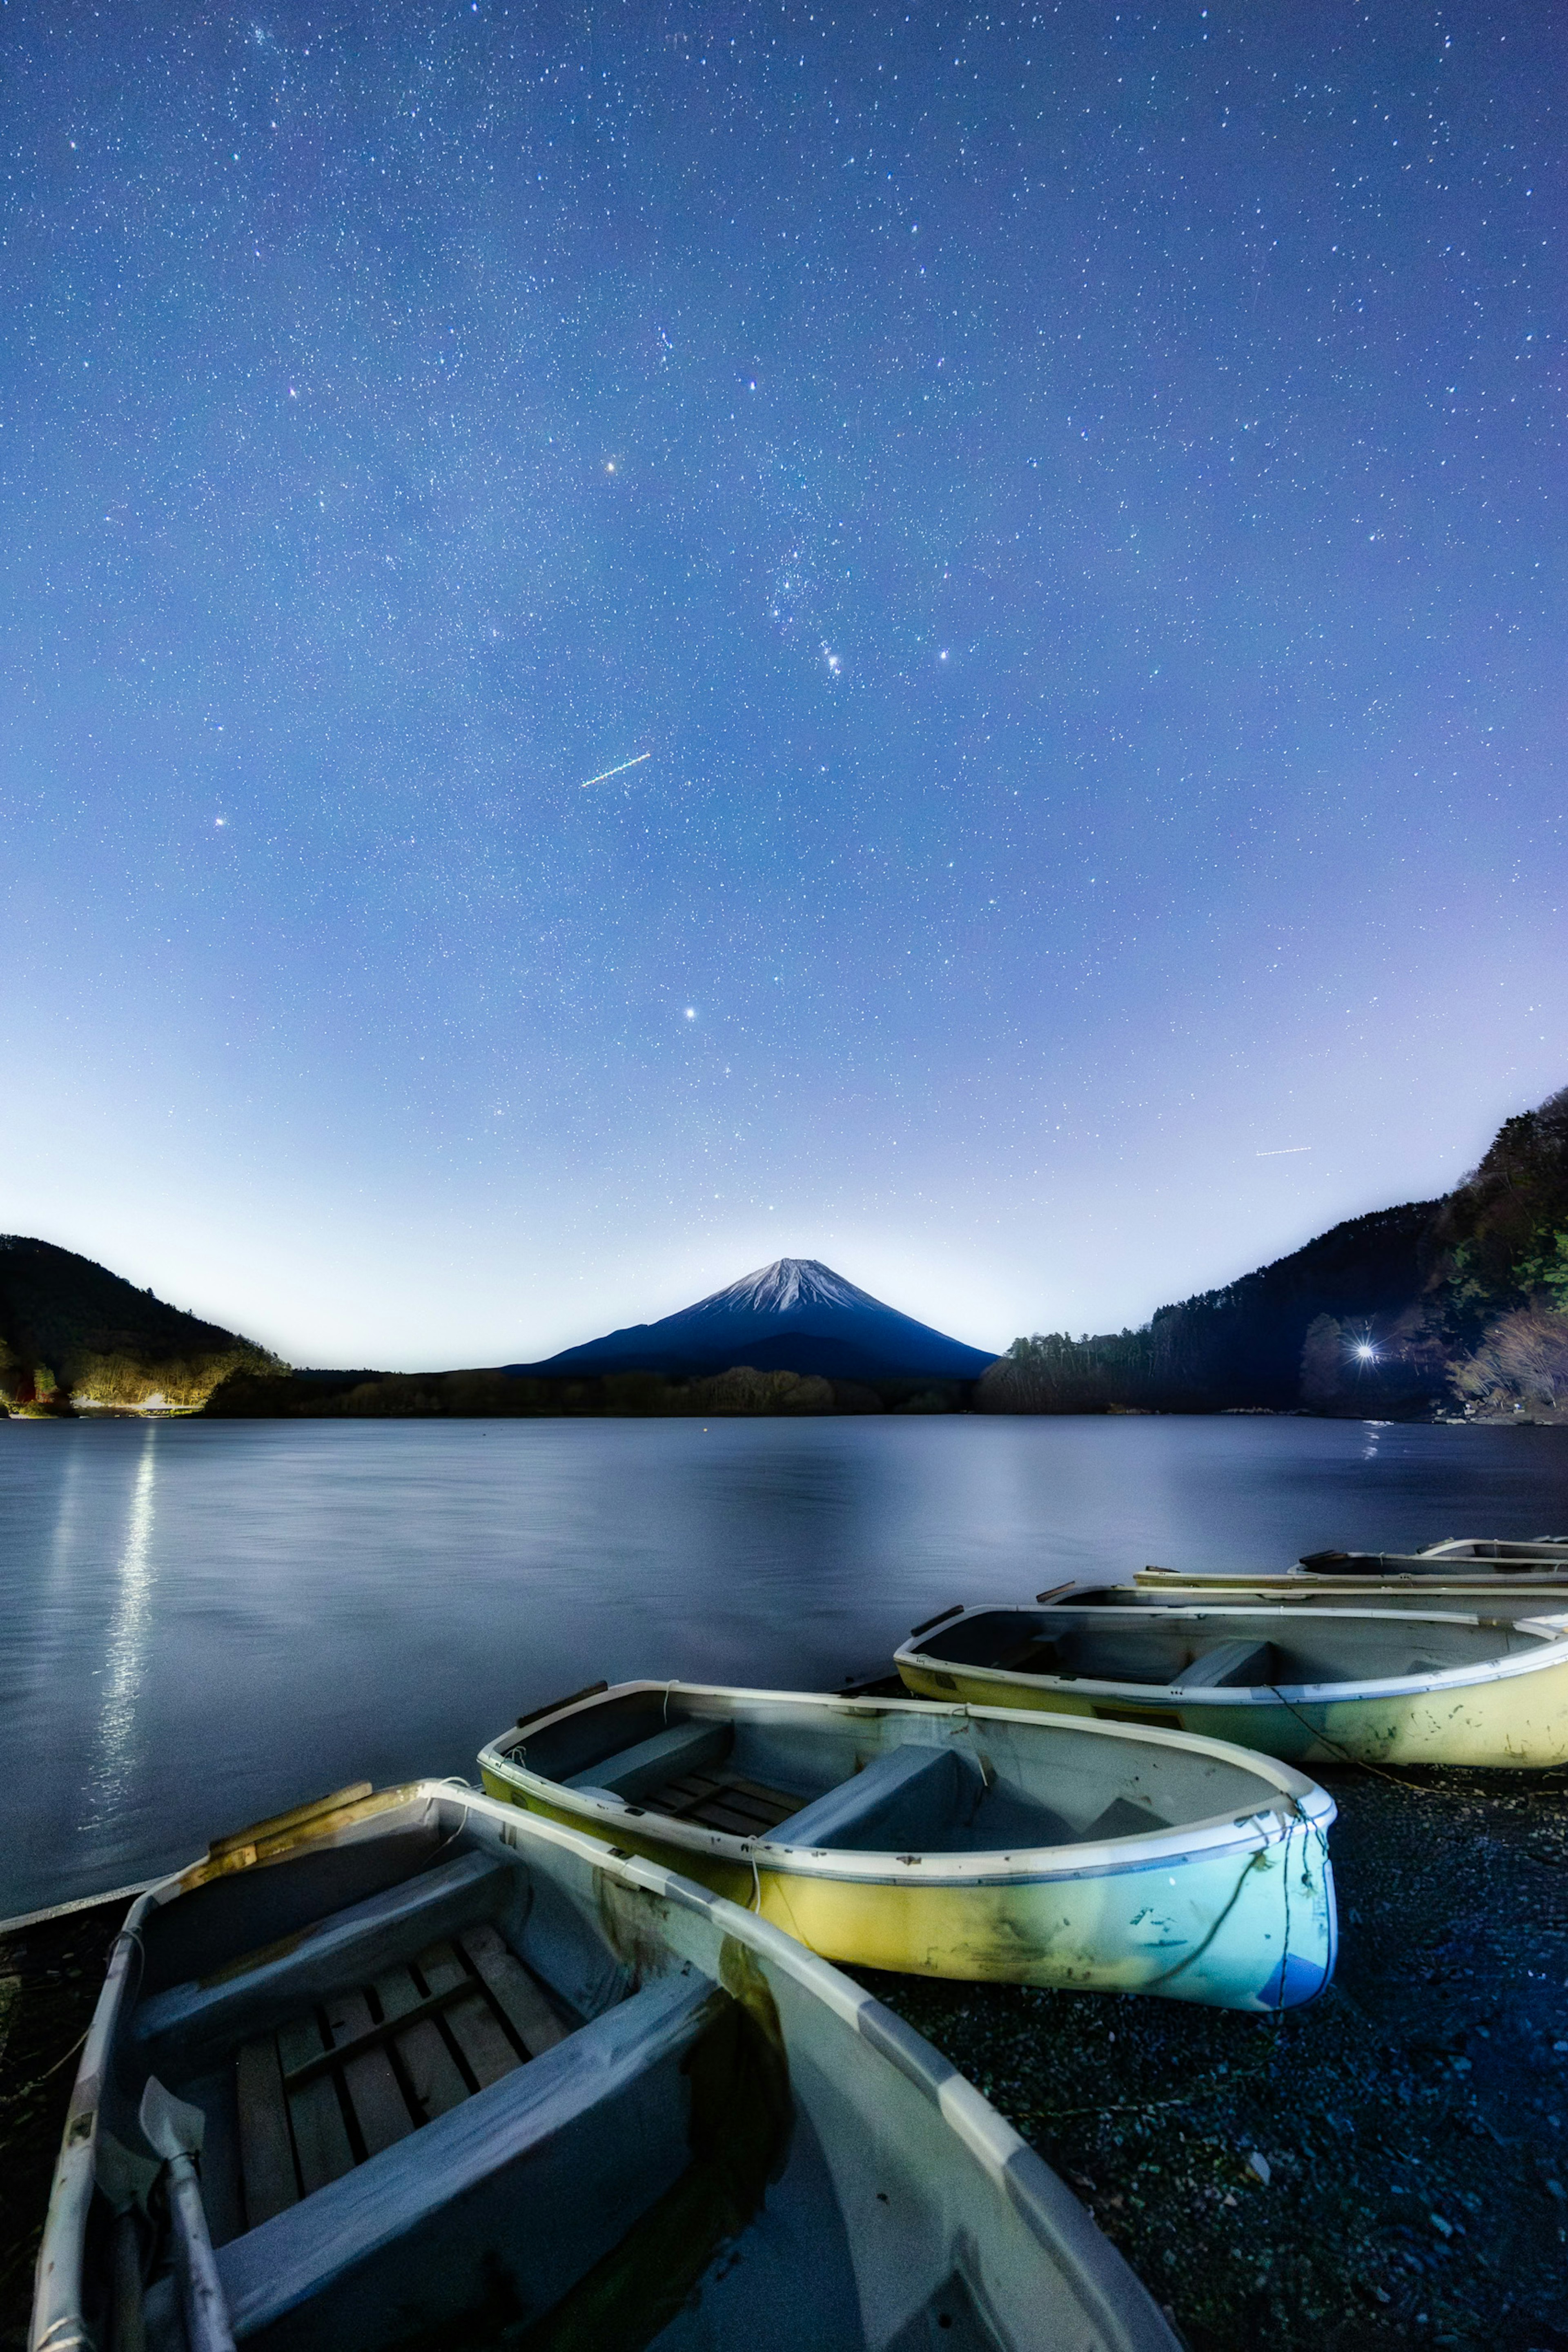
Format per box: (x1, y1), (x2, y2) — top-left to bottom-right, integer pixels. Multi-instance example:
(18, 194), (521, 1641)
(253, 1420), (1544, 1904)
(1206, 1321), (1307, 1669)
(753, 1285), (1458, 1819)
(506, 1256), (999, 1384)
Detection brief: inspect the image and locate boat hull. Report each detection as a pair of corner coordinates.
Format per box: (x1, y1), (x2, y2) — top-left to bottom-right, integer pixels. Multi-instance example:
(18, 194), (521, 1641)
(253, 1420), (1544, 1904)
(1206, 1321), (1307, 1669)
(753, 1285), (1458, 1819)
(893, 1646), (1568, 1767)
(477, 1772), (1332, 2009)
(1084, 1577), (1568, 1619)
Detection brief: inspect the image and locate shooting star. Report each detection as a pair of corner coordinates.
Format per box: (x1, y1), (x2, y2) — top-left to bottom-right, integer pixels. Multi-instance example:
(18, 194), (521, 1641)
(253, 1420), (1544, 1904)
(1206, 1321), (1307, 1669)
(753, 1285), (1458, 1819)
(1256, 1146), (1312, 1157)
(578, 751), (652, 789)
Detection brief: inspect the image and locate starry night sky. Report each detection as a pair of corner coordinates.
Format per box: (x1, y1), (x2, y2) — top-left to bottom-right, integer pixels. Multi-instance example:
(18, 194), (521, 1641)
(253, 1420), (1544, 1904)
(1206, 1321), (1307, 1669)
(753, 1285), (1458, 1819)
(2, 2), (1564, 1367)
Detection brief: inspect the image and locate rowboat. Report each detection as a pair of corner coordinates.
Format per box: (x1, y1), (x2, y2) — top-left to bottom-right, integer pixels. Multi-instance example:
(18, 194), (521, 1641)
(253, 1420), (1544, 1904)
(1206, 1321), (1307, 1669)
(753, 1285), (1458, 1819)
(1128, 1533), (1568, 1610)
(31, 1777), (1178, 2352)
(1411, 1536), (1568, 1563)
(894, 1602), (1568, 1767)
(478, 1682), (1336, 2012)
(1046, 1576), (1568, 1620)
(1297, 1533), (1568, 1571)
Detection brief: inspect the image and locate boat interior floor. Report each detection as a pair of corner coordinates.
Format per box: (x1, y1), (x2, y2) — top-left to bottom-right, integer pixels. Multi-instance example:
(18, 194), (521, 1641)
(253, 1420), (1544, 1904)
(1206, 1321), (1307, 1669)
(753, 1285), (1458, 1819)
(127, 1846), (826, 2352)
(229, 1918), (568, 2230)
(641, 1766), (802, 1838)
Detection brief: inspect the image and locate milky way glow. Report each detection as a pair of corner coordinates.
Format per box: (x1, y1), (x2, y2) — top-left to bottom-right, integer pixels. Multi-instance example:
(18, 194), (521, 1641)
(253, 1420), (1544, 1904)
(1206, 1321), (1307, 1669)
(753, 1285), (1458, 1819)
(0, 3), (1564, 1368)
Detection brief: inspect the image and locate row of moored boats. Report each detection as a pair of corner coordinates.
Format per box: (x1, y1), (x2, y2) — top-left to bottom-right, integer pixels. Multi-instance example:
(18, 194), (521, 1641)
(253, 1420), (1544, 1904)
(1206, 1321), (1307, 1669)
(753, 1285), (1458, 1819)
(32, 1533), (1568, 2352)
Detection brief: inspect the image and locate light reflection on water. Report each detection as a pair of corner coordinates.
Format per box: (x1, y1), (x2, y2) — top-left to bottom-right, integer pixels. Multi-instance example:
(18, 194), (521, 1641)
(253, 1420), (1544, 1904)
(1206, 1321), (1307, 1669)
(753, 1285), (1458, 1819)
(2, 1411), (1566, 1917)
(78, 1425), (159, 1834)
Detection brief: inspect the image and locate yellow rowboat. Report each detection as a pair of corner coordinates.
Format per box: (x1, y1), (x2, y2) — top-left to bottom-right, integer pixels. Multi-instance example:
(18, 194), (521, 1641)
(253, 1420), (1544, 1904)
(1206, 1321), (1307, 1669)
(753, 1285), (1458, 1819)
(31, 1779), (1179, 2352)
(478, 1682), (1336, 2013)
(894, 1602), (1568, 1768)
(1131, 1535), (1568, 1599)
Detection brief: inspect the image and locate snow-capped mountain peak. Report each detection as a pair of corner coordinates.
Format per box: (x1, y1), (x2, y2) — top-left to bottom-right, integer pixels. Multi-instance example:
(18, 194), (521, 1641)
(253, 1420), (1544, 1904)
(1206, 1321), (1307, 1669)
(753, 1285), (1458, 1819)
(694, 1259), (880, 1318)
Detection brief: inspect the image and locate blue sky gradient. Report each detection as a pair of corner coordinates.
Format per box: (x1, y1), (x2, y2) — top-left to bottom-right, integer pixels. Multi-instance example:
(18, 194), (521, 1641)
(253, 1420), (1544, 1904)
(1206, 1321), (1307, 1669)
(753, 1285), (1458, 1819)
(2, 2), (1564, 1366)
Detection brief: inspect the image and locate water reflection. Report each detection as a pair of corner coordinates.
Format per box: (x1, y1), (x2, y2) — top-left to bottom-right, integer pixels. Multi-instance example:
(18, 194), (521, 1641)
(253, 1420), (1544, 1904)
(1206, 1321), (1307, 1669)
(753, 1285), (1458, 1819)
(2, 1412), (1564, 1916)
(78, 1425), (159, 1830)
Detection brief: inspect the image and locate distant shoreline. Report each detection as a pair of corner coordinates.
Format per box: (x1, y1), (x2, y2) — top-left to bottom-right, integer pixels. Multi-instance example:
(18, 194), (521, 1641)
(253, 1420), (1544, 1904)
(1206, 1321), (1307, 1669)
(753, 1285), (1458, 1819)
(9, 1381), (1560, 1428)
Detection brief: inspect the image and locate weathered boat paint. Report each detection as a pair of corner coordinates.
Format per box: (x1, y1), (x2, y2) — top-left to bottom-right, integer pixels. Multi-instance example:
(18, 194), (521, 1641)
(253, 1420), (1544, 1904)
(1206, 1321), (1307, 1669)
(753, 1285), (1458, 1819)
(479, 1683), (1336, 2012)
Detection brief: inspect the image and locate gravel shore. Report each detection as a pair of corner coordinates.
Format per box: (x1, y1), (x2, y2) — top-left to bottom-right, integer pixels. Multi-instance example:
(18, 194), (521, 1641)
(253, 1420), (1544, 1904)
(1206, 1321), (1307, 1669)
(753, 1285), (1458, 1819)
(859, 1764), (1568, 2350)
(4, 1764), (1565, 2352)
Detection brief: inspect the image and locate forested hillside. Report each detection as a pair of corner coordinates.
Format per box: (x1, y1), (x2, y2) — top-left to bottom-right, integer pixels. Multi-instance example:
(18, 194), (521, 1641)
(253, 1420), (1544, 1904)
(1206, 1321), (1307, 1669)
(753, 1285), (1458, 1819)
(0, 1237), (283, 1412)
(981, 1085), (1568, 1420)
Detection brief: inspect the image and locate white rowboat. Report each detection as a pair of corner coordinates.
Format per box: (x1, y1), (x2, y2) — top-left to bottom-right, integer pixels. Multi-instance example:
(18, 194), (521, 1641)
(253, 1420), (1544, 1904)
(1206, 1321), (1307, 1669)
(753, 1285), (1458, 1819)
(30, 1778), (1178, 2352)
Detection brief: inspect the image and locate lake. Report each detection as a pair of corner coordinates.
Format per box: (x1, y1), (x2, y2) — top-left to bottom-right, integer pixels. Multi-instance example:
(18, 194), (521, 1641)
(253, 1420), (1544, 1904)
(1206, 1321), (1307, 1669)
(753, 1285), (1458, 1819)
(4, 1411), (1568, 1918)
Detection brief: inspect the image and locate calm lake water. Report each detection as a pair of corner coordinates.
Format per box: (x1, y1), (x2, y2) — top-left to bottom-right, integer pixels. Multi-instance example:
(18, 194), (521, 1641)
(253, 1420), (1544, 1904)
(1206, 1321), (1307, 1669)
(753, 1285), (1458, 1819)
(4, 1411), (1568, 1917)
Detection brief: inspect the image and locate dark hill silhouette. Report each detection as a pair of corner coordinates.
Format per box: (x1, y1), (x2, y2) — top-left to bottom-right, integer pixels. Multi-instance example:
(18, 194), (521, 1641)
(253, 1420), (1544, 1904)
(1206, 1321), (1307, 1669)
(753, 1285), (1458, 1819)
(983, 1081), (1568, 1420)
(507, 1258), (999, 1384)
(0, 1235), (283, 1412)
(981, 1203), (1437, 1415)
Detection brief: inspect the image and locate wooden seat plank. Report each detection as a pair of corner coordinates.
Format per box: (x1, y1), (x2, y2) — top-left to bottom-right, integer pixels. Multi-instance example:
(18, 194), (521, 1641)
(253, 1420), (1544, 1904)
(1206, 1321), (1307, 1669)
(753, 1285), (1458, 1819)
(414, 1940), (522, 2091)
(700, 1786), (774, 1823)
(322, 1986), (416, 2159)
(458, 1925), (568, 2057)
(276, 2014), (355, 2195)
(651, 1772), (715, 1810)
(722, 1777), (801, 1823)
(1173, 1639), (1277, 1691)
(236, 2035), (299, 2226)
(652, 1771), (746, 1821)
(709, 1788), (793, 1829)
(687, 1795), (773, 1836)
(372, 1963), (470, 2123)
(650, 1768), (801, 1835)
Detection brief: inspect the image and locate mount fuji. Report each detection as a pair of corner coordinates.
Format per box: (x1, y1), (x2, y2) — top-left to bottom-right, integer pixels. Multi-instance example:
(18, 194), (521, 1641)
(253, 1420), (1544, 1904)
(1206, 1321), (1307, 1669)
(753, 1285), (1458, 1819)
(507, 1259), (999, 1385)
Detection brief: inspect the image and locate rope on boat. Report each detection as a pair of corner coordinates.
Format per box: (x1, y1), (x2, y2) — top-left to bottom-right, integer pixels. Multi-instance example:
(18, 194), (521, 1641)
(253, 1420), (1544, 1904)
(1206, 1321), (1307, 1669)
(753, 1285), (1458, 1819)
(1265, 1685), (1453, 1797)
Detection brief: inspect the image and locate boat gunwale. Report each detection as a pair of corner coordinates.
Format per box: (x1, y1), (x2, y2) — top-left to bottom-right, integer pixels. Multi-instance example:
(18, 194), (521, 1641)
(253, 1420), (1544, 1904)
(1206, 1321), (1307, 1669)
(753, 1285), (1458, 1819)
(476, 1680), (1334, 1885)
(1419, 1537), (1568, 1560)
(1120, 1580), (1568, 1615)
(28, 1779), (1182, 2352)
(893, 1601), (1568, 1710)
(1136, 1570), (1568, 1596)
